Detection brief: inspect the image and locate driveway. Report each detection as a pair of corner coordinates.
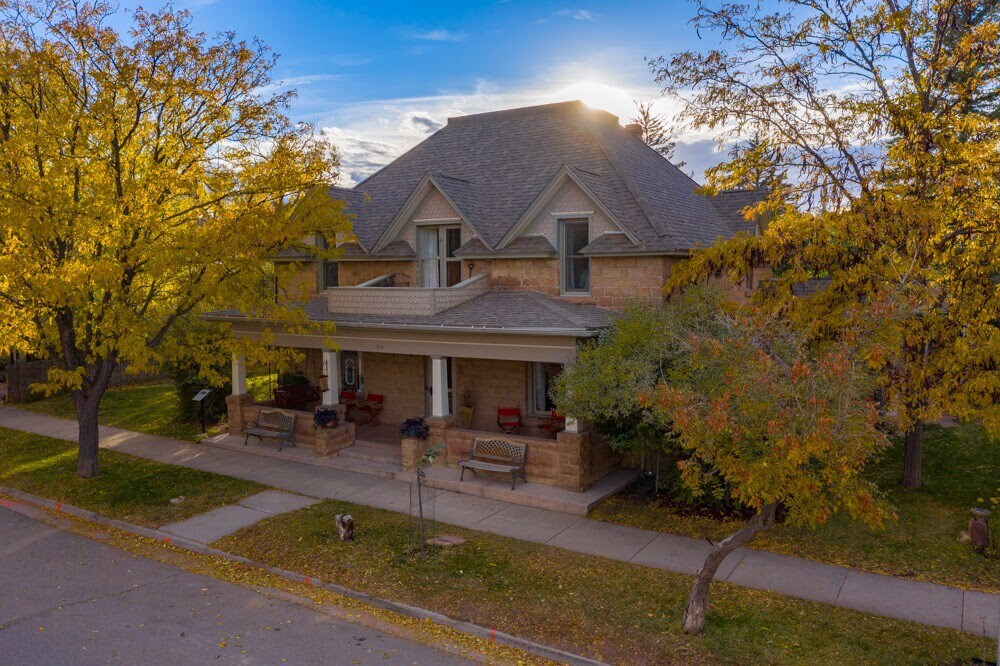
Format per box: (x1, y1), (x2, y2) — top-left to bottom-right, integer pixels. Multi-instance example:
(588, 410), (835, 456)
(0, 506), (473, 664)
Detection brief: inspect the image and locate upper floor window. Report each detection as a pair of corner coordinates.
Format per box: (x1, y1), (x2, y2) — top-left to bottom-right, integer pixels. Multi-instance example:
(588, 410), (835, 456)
(317, 235), (338, 288)
(417, 225), (462, 287)
(322, 259), (339, 289)
(559, 219), (590, 294)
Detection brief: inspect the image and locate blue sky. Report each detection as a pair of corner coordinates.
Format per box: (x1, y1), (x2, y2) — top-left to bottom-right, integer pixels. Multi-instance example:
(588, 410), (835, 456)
(163, 1), (726, 184)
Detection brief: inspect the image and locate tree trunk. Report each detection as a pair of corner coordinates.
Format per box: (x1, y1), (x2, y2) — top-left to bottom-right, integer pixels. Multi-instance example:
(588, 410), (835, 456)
(683, 503), (778, 634)
(902, 421), (924, 488)
(75, 392), (102, 478)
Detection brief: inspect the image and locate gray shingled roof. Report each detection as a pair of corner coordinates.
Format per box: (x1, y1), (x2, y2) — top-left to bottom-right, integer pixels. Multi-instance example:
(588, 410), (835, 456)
(207, 290), (613, 334)
(710, 187), (768, 235)
(339, 240), (414, 260)
(330, 101), (764, 254)
(791, 277), (832, 297)
(271, 247), (313, 261)
(579, 232), (641, 255)
(454, 235), (556, 257)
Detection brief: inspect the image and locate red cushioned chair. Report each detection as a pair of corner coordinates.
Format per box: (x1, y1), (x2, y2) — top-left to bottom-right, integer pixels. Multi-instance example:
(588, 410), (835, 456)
(357, 393), (384, 426)
(539, 410), (566, 439)
(496, 404), (522, 434)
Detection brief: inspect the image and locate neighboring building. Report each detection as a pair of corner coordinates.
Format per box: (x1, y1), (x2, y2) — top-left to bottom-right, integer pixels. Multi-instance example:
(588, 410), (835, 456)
(210, 100), (764, 493)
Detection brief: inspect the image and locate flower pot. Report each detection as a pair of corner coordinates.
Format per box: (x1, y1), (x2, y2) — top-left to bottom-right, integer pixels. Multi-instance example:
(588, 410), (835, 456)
(459, 406), (474, 429)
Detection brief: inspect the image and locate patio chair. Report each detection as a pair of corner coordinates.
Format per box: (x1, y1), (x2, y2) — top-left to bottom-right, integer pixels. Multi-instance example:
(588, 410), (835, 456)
(339, 389), (358, 421)
(496, 404), (522, 434)
(538, 410), (566, 439)
(356, 393), (384, 426)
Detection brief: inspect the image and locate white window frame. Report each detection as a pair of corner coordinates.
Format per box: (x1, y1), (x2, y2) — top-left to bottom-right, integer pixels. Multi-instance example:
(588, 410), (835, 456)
(526, 362), (562, 416)
(417, 224), (462, 287)
(558, 217), (591, 296)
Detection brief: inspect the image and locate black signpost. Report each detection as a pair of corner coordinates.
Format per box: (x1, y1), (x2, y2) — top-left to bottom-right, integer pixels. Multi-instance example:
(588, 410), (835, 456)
(192, 389), (211, 434)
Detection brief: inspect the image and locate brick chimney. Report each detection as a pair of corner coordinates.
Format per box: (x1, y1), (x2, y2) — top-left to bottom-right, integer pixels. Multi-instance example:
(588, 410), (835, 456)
(624, 123), (643, 139)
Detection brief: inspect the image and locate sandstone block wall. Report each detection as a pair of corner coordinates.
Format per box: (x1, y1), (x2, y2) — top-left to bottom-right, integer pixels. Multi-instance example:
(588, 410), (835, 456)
(361, 352), (425, 425)
(338, 261), (418, 288)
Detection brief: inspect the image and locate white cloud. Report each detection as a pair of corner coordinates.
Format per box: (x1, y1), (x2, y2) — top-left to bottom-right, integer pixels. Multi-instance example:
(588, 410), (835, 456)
(556, 9), (598, 20)
(406, 29), (467, 42)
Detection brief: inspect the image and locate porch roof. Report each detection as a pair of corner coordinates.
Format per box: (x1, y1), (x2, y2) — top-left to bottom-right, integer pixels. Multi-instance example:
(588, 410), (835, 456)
(211, 291), (609, 362)
(207, 290), (613, 336)
(206, 291), (614, 337)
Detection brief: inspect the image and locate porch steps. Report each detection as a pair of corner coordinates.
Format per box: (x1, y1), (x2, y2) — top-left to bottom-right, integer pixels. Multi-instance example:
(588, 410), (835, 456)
(201, 434), (401, 479)
(339, 441), (402, 465)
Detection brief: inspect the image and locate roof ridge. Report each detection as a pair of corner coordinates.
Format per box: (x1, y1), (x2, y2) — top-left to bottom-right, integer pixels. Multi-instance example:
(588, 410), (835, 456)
(446, 100), (618, 125)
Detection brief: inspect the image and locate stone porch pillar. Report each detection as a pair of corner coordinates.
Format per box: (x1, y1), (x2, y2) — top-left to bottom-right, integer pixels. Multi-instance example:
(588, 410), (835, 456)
(225, 393), (254, 436)
(555, 428), (592, 492)
(322, 348), (339, 406)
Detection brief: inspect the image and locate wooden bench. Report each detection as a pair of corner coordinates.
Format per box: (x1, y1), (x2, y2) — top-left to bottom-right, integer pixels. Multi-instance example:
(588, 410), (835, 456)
(244, 409), (296, 451)
(459, 437), (527, 490)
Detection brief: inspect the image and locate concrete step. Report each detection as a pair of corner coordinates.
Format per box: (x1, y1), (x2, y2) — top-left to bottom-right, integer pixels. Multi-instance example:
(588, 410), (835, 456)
(321, 454), (400, 478)
(339, 443), (402, 465)
(202, 434), (401, 479)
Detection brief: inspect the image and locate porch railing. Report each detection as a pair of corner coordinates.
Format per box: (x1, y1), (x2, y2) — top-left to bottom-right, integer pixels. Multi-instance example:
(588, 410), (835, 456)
(326, 272), (489, 317)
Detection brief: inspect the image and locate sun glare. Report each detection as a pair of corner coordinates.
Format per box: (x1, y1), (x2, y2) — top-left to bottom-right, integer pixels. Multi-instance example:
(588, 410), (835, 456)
(554, 80), (636, 117)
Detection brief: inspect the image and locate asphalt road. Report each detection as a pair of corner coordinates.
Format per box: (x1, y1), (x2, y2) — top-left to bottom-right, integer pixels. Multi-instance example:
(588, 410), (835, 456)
(0, 506), (473, 664)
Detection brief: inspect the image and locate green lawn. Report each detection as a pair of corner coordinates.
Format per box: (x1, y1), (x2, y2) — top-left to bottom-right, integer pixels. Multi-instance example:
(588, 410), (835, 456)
(216, 499), (989, 665)
(19, 373), (278, 442)
(0, 427), (265, 526)
(592, 423), (1000, 593)
(19, 383), (221, 441)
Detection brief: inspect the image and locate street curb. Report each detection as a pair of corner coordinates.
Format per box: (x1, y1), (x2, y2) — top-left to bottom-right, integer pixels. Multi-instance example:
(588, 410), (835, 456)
(0, 485), (607, 666)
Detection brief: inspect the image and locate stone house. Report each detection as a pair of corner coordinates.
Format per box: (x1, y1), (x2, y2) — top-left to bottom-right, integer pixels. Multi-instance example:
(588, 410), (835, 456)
(210, 100), (764, 494)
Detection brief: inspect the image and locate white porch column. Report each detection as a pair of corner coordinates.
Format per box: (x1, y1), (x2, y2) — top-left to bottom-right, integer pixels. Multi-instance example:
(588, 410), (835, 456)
(322, 349), (339, 406)
(231, 354), (247, 396)
(430, 355), (449, 418)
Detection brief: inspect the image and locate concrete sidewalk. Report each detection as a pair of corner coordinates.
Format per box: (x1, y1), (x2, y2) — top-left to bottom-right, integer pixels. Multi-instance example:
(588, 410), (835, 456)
(1, 406), (997, 638)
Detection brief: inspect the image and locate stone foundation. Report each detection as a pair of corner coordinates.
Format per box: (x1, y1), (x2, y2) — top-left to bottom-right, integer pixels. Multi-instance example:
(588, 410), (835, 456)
(225, 393), (255, 436)
(401, 436), (430, 472)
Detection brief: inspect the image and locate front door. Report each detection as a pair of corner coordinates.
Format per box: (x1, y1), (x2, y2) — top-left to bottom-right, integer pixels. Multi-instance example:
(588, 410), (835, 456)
(341, 351), (359, 391)
(424, 356), (454, 416)
(417, 225), (462, 287)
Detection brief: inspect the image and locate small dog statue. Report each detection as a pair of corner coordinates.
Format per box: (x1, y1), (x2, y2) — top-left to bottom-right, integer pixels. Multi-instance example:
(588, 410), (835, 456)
(335, 514), (354, 542)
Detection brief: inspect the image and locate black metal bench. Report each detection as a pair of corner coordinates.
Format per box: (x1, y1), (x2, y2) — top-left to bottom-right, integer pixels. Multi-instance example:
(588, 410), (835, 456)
(244, 409), (296, 451)
(459, 437), (527, 490)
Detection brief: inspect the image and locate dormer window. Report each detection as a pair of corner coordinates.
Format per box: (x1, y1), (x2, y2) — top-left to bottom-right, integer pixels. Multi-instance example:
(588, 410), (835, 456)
(417, 224), (462, 287)
(559, 218), (590, 294)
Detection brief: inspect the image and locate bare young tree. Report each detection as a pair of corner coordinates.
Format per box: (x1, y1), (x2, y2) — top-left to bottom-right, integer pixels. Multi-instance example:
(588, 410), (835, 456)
(630, 100), (686, 167)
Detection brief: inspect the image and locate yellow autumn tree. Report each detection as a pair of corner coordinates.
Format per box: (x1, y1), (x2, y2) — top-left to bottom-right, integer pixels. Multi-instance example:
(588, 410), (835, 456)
(651, 0), (1000, 486)
(0, 1), (351, 477)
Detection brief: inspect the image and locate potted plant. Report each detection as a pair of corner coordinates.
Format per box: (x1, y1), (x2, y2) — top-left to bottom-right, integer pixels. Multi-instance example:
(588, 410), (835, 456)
(314, 405), (339, 429)
(400, 417), (430, 472)
(400, 417), (429, 440)
(458, 387), (477, 429)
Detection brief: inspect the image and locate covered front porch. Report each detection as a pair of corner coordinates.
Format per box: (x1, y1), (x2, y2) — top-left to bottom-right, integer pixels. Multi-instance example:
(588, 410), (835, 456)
(220, 320), (621, 500)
